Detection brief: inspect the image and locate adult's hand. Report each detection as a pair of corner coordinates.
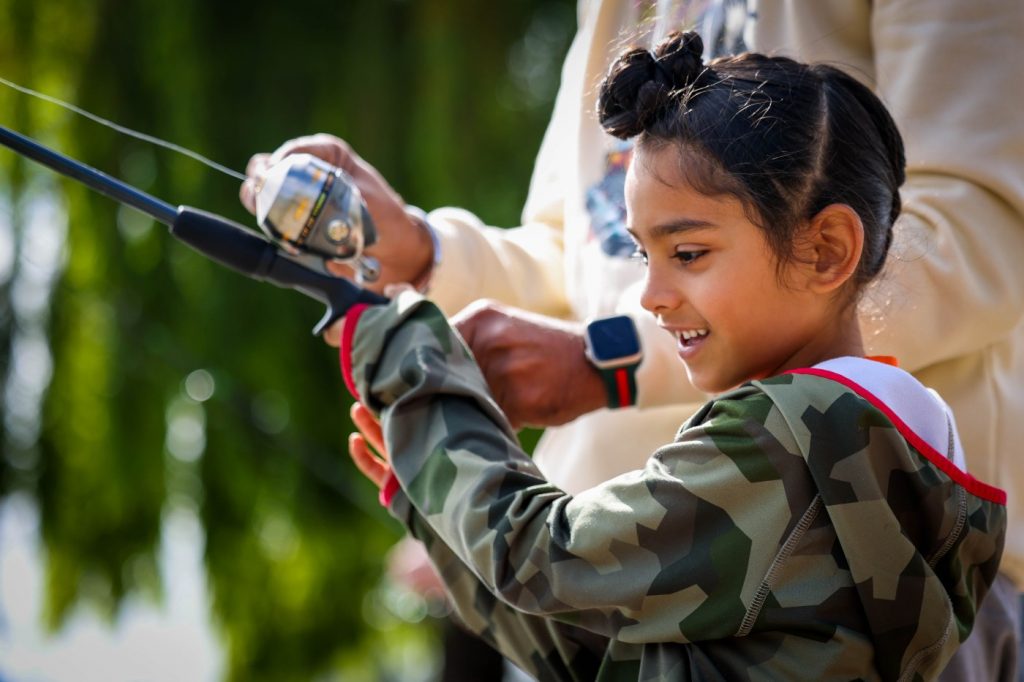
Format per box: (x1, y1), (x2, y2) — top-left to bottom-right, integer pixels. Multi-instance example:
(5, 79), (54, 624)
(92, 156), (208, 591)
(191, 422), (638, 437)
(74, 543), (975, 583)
(452, 300), (607, 429)
(240, 133), (434, 293)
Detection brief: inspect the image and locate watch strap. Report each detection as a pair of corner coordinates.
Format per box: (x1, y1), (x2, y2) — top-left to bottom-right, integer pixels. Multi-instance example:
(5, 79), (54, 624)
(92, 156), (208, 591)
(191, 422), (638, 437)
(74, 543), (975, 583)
(598, 364), (638, 409)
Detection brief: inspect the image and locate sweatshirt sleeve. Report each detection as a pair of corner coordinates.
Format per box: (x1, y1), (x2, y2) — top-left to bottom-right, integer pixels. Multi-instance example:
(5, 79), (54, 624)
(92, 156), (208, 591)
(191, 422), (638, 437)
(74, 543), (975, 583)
(341, 293), (806, 646)
(421, 208), (569, 318)
(861, 0), (1024, 366)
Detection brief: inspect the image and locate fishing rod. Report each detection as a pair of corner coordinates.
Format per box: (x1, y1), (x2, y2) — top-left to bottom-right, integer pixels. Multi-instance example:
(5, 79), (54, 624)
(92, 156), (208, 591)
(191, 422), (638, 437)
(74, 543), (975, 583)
(0, 124), (387, 334)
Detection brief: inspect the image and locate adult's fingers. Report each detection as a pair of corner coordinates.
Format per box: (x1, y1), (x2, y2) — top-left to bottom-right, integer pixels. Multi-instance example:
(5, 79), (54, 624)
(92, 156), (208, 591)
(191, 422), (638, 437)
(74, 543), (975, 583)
(239, 153), (271, 214)
(324, 260), (357, 280)
(245, 152), (271, 177)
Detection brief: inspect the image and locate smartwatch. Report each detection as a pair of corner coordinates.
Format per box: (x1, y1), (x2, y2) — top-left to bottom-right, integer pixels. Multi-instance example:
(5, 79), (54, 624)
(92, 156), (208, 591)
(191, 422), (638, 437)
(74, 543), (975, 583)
(583, 315), (643, 409)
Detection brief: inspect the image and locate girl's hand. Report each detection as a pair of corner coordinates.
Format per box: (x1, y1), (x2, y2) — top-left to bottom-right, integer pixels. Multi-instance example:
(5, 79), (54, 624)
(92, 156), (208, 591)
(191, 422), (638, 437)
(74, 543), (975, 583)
(347, 402), (391, 490)
(323, 283), (414, 347)
(348, 404), (444, 597)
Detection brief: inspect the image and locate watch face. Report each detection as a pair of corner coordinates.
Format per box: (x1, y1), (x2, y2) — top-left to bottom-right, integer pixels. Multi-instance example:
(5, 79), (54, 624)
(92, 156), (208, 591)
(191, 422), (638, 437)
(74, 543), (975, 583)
(587, 316), (641, 362)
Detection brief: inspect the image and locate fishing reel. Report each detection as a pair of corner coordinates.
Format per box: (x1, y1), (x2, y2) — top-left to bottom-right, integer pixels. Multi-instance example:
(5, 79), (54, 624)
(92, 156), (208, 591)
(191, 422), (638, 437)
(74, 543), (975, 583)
(254, 153), (381, 284)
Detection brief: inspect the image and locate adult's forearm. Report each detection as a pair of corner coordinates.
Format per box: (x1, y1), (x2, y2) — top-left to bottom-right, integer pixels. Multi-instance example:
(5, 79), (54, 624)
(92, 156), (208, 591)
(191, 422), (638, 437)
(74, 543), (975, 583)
(426, 209), (570, 318)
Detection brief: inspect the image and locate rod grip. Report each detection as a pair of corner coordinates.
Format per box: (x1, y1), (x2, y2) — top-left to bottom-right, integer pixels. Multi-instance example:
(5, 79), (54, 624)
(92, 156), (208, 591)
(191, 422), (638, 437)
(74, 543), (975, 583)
(171, 207), (387, 333)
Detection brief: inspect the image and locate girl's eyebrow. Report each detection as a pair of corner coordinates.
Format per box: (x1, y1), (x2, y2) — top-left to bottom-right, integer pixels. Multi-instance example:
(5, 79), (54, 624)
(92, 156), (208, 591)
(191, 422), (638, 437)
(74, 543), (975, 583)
(627, 219), (717, 239)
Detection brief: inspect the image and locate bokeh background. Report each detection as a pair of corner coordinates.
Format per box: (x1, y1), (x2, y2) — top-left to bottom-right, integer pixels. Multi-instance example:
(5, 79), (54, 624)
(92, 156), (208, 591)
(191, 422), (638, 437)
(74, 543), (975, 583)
(0, 1), (576, 679)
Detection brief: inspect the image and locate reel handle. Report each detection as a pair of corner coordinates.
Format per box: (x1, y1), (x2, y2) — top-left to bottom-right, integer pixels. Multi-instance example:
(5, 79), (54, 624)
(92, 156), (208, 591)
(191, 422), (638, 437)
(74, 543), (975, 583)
(171, 207), (387, 334)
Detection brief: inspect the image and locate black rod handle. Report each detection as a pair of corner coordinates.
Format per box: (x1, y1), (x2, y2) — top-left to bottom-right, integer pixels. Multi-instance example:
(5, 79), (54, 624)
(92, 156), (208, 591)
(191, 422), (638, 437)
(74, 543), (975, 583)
(171, 208), (387, 333)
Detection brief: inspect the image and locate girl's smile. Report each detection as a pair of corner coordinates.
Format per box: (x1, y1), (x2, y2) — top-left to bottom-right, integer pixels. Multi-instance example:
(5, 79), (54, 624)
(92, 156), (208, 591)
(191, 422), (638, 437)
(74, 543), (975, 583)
(669, 326), (709, 358)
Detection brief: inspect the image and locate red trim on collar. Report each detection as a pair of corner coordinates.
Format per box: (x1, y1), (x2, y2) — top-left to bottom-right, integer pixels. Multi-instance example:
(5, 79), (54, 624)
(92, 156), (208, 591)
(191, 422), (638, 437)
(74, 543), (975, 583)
(339, 303), (371, 401)
(788, 368), (1006, 505)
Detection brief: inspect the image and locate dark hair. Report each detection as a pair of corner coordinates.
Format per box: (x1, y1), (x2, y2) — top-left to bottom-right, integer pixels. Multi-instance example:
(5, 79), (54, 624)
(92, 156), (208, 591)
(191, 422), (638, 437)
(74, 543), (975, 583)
(598, 31), (906, 288)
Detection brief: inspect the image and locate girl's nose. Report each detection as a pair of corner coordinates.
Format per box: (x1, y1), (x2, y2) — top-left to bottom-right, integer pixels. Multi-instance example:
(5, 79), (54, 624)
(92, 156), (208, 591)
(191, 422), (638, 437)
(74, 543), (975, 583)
(639, 265), (682, 314)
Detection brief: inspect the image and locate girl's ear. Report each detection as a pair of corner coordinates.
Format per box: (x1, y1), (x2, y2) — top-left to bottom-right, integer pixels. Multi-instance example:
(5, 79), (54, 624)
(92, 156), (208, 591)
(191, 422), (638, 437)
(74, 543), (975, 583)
(801, 203), (864, 294)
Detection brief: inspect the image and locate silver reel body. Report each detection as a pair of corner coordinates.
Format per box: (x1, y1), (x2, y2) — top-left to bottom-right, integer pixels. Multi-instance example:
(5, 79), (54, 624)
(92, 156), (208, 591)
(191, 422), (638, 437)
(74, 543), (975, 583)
(254, 153), (380, 283)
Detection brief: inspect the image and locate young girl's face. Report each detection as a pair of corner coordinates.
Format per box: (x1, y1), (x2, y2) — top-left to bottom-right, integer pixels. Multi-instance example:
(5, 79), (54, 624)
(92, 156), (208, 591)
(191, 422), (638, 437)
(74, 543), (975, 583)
(625, 146), (849, 393)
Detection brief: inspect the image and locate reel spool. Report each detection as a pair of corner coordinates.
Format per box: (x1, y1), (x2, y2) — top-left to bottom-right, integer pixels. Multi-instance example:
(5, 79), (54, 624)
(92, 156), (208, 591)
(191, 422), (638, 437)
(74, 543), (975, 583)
(254, 153), (381, 283)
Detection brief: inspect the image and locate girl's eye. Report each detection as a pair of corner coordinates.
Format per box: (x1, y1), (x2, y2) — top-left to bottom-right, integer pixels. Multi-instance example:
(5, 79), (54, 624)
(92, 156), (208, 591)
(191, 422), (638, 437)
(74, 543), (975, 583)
(675, 249), (705, 265)
(631, 249), (649, 265)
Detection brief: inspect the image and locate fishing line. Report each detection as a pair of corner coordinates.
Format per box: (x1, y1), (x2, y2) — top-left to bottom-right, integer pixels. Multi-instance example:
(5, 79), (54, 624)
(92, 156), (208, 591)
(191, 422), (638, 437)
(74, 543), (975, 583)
(0, 74), (247, 181)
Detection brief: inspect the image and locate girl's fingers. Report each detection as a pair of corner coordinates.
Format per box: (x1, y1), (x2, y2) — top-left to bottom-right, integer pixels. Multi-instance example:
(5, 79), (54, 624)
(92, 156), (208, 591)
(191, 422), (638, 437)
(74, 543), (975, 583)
(348, 433), (390, 489)
(321, 318), (343, 348)
(351, 403), (386, 457)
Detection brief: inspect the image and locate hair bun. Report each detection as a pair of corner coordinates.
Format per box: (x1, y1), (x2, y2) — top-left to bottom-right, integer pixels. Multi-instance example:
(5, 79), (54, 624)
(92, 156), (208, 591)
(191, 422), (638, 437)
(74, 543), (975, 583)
(653, 31), (705, 90)
(598, 31), (707, 139)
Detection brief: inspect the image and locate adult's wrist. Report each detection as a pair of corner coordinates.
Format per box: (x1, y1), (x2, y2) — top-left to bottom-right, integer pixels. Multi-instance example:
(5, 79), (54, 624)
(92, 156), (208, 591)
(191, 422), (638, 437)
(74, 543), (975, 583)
(575, 352), (614, 416)
(404, 206), (440, 292)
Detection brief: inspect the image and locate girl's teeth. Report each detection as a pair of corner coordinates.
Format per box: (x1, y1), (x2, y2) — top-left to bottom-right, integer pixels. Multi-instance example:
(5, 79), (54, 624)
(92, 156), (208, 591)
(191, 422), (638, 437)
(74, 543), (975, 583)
(681, 329), (708, 340)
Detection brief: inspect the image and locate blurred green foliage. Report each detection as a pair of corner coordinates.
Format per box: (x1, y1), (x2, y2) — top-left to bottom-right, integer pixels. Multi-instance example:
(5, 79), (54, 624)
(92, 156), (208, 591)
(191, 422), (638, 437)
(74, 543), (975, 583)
(0, 0), (575, 679)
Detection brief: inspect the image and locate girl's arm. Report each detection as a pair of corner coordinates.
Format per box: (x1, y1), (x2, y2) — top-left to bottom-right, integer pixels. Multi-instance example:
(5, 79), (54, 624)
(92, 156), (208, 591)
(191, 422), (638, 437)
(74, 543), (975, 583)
(349, 404), (607, 680)
(342, 293), (803, 644)
(407, 509), (608, 682)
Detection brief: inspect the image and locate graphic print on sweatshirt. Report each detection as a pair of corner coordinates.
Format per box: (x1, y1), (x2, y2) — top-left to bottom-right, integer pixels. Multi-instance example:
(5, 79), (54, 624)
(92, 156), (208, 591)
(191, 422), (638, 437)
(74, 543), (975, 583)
(584, 0), (752, 258)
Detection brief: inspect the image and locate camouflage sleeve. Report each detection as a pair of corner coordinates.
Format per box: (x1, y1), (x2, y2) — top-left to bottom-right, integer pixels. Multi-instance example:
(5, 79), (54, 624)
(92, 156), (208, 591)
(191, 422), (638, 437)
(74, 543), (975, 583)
(403, 508), (609, 681)
(341, 293), (809, 648)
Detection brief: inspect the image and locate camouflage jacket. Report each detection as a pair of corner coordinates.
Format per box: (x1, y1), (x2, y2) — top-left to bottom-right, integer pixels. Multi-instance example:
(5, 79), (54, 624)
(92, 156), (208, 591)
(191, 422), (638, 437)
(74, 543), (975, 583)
(340, 294), (1007, 682)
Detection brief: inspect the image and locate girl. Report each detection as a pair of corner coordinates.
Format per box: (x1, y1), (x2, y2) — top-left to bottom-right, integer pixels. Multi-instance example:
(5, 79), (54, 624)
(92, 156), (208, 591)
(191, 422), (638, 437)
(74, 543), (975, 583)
(339, 32), (1005, 681)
